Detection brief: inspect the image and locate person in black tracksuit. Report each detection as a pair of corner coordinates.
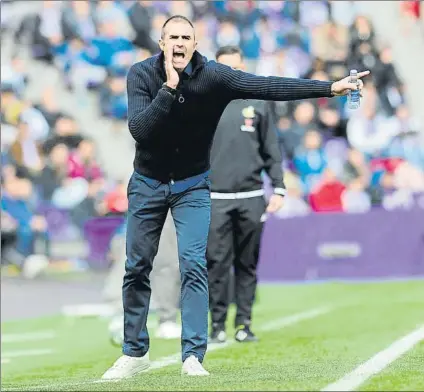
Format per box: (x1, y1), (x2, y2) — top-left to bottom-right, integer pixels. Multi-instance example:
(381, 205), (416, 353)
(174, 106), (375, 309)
(207, 46), (286, 344)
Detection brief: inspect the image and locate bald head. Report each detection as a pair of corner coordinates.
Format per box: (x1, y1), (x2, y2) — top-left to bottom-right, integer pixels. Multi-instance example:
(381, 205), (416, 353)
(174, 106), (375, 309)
(161, 15), (195, 40)
(159, 15), (197, 73)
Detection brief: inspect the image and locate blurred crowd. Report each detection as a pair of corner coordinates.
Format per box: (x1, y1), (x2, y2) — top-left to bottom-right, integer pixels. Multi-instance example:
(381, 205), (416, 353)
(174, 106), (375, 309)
(1, 0), (424, 270)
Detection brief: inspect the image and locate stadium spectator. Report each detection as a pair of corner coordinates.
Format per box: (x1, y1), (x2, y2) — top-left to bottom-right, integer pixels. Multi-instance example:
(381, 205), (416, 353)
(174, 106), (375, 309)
(1, 54), (29, 97)
(346, 101), (399, 158)
(256, 47), (301, 78)
(1, 210), (20, 265)
(349, 15), (376, 58)
(1, 176), (50, 275)
(60, 0), (97, 42)
(128, 0), (158, 52)
(372, 46), (405, 116)
(9, 118), (44, 179)
(35, 143), (70, 203)
(311, 20), (349, 65)
(293, 129), (328, 194)
(280, 101), (317, 159)
(67, 138), (103, 181)
(385, 105), (424, 170)
(98, 180), (128, 216)
(33, 87), (65, 129)
(99, 74), (128, 121)
(42, 114), (85, 153)
(30, 0), (63, 64)
(309, 168), (346, 212)
(341, 148), (370, 189)
(215, 18), (241, 48)
(1, 0), (423, 277)
(274, 170), (311, 218)
(1, 86), (26, 126)
(56, 37), (108, 93)
(341, 177), (372, 213)
(95, 0), (134, 41)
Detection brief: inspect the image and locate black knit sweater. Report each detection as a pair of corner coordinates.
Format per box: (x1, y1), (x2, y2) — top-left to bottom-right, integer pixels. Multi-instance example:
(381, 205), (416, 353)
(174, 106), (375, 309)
(127, 51), (333, 182)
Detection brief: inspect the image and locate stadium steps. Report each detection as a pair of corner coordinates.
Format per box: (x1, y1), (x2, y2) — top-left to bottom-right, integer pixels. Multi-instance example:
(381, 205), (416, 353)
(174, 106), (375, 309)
(2, 0), (134, 182)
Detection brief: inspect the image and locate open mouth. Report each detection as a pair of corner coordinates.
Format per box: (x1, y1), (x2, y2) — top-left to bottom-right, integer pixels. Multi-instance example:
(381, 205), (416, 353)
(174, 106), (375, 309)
(173, 52), (185, 61)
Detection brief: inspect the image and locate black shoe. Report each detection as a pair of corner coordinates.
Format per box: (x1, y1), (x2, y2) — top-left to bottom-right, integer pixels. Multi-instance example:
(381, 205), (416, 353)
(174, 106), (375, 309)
(208, 329), (227, 344)
(234, 325), (258, 343)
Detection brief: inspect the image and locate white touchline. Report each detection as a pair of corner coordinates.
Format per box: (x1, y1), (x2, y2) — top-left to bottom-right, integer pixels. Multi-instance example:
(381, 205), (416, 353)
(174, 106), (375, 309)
(321, 324), (424, 392)
(2, 331), (56, 343)
(3, 306), (333, 391)
(2, 349), (55, 358)
(260, 306), (333, 332)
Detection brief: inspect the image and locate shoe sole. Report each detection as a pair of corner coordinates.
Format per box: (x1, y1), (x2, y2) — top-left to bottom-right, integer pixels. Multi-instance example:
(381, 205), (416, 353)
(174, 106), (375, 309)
(235, 334), (259, 343)
(208, 339), (227, 344)
(235, 338), (259, 343)
(181, 370), (210, 376)
(101, 363), (150, 381)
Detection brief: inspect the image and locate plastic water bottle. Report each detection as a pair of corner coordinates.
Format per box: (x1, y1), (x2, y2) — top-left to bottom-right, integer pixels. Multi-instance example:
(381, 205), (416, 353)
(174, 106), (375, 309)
(347, 69), (360, 110)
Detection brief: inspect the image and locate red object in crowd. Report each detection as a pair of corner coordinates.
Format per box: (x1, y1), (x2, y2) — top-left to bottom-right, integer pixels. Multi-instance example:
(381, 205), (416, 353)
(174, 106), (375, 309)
(401, 1), (421, 18)
(104, 189), (128, 214)
(369, 157), (404, 173)
(227, 0), (255, 11)
(309, 181), (346, 213)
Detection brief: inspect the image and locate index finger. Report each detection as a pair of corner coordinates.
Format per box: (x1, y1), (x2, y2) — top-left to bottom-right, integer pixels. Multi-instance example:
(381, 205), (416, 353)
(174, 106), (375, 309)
(357, 70), (371, 78)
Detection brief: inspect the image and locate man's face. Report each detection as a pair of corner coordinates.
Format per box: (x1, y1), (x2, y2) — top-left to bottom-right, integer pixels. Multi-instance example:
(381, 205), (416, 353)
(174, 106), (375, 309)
(160, 20), (196, 72)
(216, 53), (244, 71)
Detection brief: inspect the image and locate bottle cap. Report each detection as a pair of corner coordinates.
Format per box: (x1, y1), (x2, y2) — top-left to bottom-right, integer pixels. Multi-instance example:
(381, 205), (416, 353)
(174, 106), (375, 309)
(350, 69), (358, 75)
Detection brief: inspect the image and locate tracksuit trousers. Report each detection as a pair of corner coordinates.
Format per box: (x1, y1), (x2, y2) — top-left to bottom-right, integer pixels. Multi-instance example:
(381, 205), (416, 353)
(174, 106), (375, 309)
(207, 196), (265, 329)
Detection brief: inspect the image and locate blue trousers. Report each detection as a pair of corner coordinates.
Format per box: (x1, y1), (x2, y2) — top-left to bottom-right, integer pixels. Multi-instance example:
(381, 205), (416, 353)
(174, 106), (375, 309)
(16, 226), (49, 258)
(122, 171), (211, 363)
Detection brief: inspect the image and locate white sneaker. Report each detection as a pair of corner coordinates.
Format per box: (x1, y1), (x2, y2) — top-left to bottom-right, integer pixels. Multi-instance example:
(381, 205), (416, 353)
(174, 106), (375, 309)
(101, 354), (150, 380)
(22, 255), (49, 279)
(181, 355), (210, 376)
(155, 321), (181, 339)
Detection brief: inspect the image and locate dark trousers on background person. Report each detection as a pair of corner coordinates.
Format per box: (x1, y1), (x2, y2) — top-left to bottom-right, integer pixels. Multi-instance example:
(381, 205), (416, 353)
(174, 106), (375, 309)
(207, 196), (265, 330)
(123, 171), (211, 363)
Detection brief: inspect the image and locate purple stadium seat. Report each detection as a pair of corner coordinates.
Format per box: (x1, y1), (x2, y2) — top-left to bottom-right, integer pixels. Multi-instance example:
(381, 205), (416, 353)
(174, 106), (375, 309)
(37, 205), (78, 241)
(83, 216), (125, 269)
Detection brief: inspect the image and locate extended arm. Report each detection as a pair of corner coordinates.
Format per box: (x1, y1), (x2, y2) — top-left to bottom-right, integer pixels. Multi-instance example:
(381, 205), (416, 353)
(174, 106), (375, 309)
(215, 63), (333, 102)
(215, 63), (369, 102)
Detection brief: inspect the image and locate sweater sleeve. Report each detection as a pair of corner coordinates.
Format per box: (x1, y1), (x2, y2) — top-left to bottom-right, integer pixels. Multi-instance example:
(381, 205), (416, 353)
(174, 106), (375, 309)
(258, 103), (286, 195)
(215, 63), (333, 102)
(127, 64), (175, 143)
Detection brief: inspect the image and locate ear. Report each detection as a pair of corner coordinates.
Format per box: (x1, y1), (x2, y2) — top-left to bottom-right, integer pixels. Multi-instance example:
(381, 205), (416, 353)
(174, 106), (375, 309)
(159, 39), (165, 51)
(194, 40), (198, 50)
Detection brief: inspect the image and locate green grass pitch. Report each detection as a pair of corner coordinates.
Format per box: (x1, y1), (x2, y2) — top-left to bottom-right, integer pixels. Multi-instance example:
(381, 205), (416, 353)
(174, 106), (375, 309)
(2, 280), (423, 391)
